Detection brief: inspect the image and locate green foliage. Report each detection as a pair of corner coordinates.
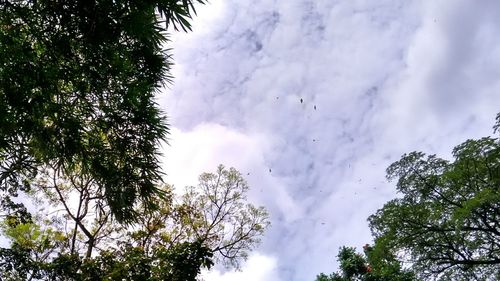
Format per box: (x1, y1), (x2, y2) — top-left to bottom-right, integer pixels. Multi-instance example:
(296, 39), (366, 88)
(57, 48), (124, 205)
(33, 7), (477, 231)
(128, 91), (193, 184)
(179, 165), (271, 268)
(129, 165), (271, 269)
(0, 197), (214, 280)
(315, 245), (417, 281)
(369, 124), (500, 280)
(1, 220), (66, 253)
(0, 247), (34, 280)
(316, 116), (500, 281)
(0, 0), (205, 222)
(0, 240), (212, 281)
(71, 241), (213, 281)
(0, 166), (268, 280)
(0, 2), (269, 280)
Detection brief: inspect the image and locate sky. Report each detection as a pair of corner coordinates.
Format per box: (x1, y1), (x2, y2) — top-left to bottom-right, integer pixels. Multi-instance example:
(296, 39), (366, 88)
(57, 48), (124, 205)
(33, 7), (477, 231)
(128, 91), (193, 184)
(159, 1), (500, 280)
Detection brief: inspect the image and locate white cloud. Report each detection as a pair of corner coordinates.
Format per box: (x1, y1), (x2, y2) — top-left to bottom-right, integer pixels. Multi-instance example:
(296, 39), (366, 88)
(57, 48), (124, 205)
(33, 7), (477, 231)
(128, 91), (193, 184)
(378, 0), (500, 159)
(161, 123), (303, 222)
(159, 0), (500, 280)
(161, 123), (264, 187)
(201, 253), (280, 281)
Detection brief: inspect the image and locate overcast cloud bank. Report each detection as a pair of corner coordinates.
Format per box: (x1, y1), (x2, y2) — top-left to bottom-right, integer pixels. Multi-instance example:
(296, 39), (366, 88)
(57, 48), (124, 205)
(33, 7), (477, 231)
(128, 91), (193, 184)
(160, 1), (500, 280)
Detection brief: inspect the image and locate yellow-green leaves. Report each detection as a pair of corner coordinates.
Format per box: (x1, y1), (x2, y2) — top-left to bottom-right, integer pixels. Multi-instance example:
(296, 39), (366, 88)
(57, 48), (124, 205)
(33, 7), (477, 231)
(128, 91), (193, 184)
(1, 220), (66, 255)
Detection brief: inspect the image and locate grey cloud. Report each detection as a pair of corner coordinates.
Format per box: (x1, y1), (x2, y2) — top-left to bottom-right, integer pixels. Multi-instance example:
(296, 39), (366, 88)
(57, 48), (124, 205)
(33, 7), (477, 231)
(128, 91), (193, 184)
(160, 0), (500, 280)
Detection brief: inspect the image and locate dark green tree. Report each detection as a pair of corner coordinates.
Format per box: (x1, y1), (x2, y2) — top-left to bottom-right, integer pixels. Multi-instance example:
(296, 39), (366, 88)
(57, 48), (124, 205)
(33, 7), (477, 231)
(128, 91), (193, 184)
(315, 245), (418, 281)
(369, 115), (500, 281)
(0, 0), (205, 222)
(0, 238), (213, 281)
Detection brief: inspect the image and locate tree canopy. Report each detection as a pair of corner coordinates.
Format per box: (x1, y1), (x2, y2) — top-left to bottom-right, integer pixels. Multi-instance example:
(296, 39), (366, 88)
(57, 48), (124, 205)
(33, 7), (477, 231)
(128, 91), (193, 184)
(0, 165), (269, 280)
(368, 116), (500, 280)
(0, 2), (272, 279)
(315, 245), (418, 281)
(0, 0), (205, 223)
(315, 114), (500, 281)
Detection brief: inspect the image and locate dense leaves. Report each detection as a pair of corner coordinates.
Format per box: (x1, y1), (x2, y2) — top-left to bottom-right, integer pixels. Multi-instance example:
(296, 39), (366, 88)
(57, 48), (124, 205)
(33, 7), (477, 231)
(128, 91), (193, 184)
(0, 166), (269, 279)
(0, 241), (213, 281)
(316, 115), (500, 281)
(115, 165), (270, 269)
(0, 0), (205, 222)
(315, 245), (417, 281)
(0, 1), (271, 280)
(369, 127), (500, 280)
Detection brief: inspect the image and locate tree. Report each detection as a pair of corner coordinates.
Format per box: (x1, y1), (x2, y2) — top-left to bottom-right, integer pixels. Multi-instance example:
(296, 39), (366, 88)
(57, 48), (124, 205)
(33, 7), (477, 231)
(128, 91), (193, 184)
(0, 231), (213, 281)
(0, 165), (269, 279)
(155, 165), (271, 268)
(0, 0), (205, 223)
(368, 115), (500, 281)
(315, 245), (418, 281)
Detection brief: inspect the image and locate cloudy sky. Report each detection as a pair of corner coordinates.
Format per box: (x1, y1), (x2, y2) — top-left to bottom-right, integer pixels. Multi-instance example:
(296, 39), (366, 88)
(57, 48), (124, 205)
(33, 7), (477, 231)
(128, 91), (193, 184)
(159, 1), (500, 280)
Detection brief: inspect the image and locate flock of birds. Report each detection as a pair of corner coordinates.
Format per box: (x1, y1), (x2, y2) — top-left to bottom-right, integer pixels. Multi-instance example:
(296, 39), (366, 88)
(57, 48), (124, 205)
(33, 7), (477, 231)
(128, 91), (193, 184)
(245, 97), (382, 227)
